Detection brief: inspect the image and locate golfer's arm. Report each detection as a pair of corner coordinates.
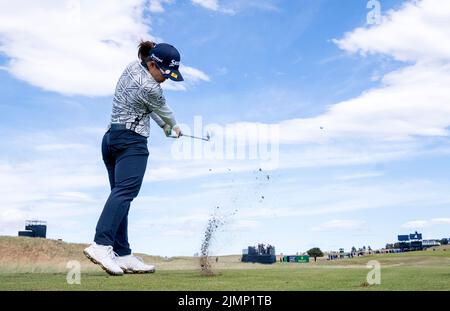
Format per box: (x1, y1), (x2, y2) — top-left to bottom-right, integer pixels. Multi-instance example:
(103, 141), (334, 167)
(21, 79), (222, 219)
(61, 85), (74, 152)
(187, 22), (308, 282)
(144, 87), (177, 128)
(151, 102), (177, 128)
(150, 112), (166, 128)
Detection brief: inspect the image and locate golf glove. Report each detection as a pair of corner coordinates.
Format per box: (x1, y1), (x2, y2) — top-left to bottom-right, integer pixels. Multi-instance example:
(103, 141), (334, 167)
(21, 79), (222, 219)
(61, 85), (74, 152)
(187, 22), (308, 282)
(163, 124), (182, 138)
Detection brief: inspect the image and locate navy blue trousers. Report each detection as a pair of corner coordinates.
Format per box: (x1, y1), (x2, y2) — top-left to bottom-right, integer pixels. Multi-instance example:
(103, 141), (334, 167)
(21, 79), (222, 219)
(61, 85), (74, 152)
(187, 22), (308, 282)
(94, 126), (149, 256)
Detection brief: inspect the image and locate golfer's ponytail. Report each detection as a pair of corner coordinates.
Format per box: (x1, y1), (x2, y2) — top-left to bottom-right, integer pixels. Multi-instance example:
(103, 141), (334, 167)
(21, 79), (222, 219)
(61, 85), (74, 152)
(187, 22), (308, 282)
(138, 40), (156, 61)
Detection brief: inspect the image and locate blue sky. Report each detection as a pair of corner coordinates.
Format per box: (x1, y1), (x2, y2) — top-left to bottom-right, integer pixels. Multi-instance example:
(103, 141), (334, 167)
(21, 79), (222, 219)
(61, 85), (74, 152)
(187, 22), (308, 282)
(1, 0), (450, 256)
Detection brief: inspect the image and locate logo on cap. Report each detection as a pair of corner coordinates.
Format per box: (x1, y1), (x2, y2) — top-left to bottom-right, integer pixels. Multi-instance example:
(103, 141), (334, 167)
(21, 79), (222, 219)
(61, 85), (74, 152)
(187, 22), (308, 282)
(169, 59), (180, 67)
(150, 54), (163, 63)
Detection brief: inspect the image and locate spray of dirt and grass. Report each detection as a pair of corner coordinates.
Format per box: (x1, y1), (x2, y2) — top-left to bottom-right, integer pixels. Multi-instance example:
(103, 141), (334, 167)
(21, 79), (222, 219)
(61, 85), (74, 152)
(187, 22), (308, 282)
(199, 206), (238, 276)
(198, 167), (272, 277)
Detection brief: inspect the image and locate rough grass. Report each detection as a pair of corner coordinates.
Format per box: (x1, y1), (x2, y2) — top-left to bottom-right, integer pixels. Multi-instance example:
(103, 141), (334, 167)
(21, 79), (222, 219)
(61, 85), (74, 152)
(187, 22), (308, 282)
(0, 236), (449, 290)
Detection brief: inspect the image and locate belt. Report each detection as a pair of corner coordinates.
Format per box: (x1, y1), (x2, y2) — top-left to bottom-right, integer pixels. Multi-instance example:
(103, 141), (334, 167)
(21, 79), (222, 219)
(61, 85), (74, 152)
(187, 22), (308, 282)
(108, 123), (134, 131)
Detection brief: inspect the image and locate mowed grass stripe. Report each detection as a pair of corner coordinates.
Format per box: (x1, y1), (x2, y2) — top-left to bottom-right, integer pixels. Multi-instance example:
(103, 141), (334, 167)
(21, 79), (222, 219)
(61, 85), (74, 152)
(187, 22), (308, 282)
(1, 266), (449, 291)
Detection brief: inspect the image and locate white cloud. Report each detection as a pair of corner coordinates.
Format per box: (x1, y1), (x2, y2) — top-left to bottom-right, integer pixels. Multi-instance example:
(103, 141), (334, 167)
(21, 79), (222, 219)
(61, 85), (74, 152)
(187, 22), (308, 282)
(334, 0), (450, 63)
(192, 0), (219, 11)
(432, 218), (450, 225)
(278, 63), (450, 144)
(402, 218), (450, 229)
(180, 65), (211, 82)
(0, 208), (29, 232)
(149, 0), (174, 13)
(0, 127), (109, 234)
(401, 220), (429, 229)
(230, 219), (262, 230)
(54, 191), (96, 202)
(334, 171), (384, 181)
(234, 179), (450, 222)
(35, 143), (88, 151)
(277, 0), (450, 144)
(312, 219), (365, 232)
(162, 64), (210, 91)
(0, 0), (208, 96)
(149, 0), (165, 13)
(191, 0), (279, 14)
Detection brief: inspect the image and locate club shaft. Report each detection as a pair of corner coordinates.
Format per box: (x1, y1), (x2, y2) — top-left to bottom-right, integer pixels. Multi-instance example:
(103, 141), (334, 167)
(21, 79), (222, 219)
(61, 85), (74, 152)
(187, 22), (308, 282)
(182, 134), (209, 141)
(169, 134), (209, 141)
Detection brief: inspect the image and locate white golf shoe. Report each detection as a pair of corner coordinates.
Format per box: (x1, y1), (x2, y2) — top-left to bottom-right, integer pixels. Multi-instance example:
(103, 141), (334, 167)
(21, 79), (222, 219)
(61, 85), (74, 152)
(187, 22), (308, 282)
(83, 243), (124, 276)
(114, 255), (156, 274)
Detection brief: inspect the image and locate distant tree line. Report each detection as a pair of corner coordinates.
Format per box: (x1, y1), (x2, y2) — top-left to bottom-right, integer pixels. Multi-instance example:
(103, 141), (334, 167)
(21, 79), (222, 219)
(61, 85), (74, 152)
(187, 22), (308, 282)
(304, 239), (448, 262)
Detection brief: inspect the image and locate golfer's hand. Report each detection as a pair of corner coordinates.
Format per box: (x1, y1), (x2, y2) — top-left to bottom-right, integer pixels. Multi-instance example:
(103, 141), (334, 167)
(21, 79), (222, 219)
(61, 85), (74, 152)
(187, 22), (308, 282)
(163, 124), (182, 138)
(163, 124), (172, 137)
(173, 126), (182, 138)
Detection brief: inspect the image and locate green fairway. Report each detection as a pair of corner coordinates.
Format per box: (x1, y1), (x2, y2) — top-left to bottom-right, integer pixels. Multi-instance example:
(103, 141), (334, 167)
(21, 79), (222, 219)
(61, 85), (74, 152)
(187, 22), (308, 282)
(1, 265), (449, 291)
(1, 237), (449, 290)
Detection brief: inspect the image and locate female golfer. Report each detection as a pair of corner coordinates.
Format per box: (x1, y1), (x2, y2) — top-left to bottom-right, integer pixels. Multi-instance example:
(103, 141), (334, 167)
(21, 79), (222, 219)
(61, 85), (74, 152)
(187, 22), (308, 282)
(84, 41), (183, 275)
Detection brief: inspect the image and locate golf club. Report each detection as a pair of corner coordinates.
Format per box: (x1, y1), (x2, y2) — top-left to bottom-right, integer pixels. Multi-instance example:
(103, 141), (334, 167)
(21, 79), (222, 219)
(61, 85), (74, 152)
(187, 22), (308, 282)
(170, 132), (211, 141)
